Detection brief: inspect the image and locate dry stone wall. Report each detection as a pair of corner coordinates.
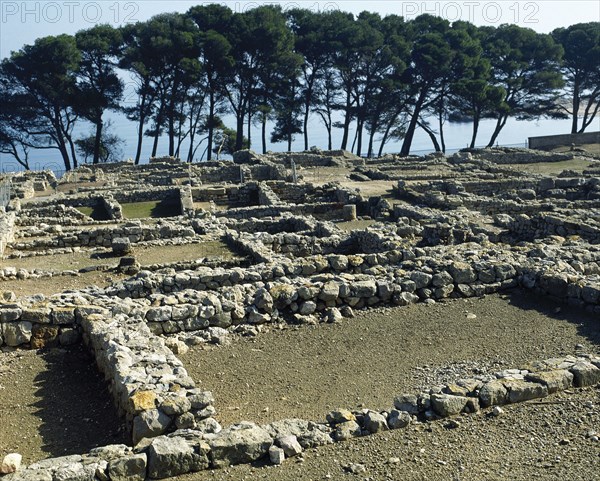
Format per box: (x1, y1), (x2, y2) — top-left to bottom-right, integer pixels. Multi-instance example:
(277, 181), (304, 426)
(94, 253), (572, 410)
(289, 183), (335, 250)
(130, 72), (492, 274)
(0, 212), (15, 257)
(3, 350), (598, 479)
(9, 220), (195, 252)
(1, 147), (600, 477)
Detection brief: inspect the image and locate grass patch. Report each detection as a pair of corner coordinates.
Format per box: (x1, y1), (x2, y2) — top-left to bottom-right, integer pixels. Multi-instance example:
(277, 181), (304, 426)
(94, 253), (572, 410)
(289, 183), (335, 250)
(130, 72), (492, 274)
(133, 240), (235, 265)
(550, 143), (600, 156)
(77, 206), (94, 217)
(121, 199), (182, 219)
(2, 250), (115, 272)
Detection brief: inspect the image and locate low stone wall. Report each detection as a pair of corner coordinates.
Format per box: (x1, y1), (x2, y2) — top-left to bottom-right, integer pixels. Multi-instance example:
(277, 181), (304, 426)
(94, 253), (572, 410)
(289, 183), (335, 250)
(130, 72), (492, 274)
(18, 204), (90, 222)
(258, 182), (282, 206)
(212, 202), (345, 221)
(197, 164), (243, 184)
(528, 131), (600, 150)
(222, 214), (316, 235)
(101, 195), (123, 220)
(233, 149), (363, 169)
(458, 147), (576, 164)
(80, 309), (215, 443)
(9, 221), (195, 251)
(93, 245), (600, 316)
(0, 301), (80, 349)
(508, 213), (600, 244)
(179, 186), (194, 216)
(4, 352), (598, 479)
(0, 212), (16, 256)
(113, 188), (181, 205)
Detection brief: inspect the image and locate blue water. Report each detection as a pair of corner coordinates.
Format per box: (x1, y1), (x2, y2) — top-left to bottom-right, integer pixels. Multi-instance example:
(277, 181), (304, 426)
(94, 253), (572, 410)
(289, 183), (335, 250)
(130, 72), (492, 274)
(0, 112), (584, 175)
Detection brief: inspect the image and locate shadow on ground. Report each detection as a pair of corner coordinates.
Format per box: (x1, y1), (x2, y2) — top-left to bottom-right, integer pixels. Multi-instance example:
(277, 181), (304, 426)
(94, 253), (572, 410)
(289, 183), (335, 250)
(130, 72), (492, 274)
(33, 345), (128, 457)
(506, 289), (600, 348)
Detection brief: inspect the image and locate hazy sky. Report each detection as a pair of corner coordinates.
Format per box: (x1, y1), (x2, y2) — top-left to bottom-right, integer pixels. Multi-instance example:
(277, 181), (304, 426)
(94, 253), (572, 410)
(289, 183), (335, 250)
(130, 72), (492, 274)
(1, 1), (599, 59)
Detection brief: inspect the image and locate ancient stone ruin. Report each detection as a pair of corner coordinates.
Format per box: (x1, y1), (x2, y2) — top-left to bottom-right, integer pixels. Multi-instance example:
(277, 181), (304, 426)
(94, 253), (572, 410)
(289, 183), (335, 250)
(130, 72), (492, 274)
(0, 147), (599, 479)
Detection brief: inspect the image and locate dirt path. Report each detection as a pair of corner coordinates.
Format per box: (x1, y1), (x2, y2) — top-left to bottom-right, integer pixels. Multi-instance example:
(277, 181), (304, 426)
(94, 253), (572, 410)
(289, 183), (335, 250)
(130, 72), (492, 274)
(180, 290), (599, 427)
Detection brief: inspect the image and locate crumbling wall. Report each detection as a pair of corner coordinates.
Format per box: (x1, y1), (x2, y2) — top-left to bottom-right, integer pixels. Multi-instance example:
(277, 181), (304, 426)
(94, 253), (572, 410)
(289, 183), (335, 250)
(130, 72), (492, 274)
(0, 211), (15, 256)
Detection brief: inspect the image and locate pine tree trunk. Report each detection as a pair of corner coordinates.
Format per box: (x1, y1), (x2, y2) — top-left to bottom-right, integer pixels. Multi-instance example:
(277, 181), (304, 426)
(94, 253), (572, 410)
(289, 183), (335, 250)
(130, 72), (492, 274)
(168, 112), (175, 157)
(367, 128), (376, 158)
(151, 128), (159, 158)
(487, 115), (507, 148)
(340, 91), (352, 150)
(207, 91), (215, 161)
(470, 111), (481, 149)
(438, 111), (446, 154)
(356, 118), (363, 157)
(93, 117), (103, 164)
(261, 114), (267, 154)
(418, 121), (441, 152)
(303, 100), (310, 151)
(400, 88), (427, 156)
(247, 111), (252, 150)
(235, 112), (244, 151)
(571, 76), (580, 134)
(134, 113), (145, 165)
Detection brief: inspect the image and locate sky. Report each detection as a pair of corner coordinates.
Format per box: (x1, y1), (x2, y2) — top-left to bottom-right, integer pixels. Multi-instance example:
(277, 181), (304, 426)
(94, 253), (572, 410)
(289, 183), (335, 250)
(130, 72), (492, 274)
(1, 0), (599, 59)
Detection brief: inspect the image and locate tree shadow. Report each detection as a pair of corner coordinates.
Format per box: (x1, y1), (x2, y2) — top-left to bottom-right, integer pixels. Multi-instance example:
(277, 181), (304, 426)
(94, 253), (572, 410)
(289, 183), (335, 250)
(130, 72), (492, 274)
(32, 345), (129, 457)
(505, 288), (600, 348)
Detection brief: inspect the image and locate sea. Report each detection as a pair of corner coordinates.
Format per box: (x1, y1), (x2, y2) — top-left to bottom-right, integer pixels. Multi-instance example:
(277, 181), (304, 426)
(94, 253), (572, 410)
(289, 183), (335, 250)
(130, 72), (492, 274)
(0, 112), (593, 177)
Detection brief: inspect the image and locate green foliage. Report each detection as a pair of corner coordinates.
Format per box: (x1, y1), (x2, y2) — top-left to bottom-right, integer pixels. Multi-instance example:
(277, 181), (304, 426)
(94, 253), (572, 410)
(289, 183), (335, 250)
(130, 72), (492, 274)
(1, 34), (81, 171)
(480, 24), (564, 146)
(75, 24), (124, 164)
(552, 22), (600, 133)
(75, 127), (123, 164)
(212, 125), (248, 159)
(0, 7), (594, 167)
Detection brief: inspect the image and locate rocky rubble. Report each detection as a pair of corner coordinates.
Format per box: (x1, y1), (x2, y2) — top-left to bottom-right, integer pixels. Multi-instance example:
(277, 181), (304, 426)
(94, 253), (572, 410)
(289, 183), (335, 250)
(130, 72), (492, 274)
(1, 147), (599, 478)
(1, 353), (597, 479)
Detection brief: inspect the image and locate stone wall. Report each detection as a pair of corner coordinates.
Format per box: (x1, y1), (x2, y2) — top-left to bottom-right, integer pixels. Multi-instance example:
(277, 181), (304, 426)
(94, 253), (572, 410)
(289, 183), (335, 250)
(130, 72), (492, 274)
(258, 182), (282, 206)
(113, 188), (181, 205)
(456, 148), (577, 164)
(94, 245), (600, 314)
(507, 213), (600, 244)
(9, 220), (195, 251)
(4, 351), (598, 479)
(101, 195), (124, 220)
(0, 298), (80, 349)
(233, 149), (364, 168)
(80, 309), (215, 443)
(0, 212), (15, 256)
(179, 186), (194, 216)
(528, 131), (600, 150)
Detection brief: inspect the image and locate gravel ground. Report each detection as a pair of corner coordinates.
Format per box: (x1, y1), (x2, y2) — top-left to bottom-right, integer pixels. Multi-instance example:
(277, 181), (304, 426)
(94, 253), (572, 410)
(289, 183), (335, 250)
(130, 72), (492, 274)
(180, 290), (599, 426)
(1, 288), (598, 478)
(0, 345), (128, 463)
(176, 289), (600, 481)
(181, 386), (600, 481)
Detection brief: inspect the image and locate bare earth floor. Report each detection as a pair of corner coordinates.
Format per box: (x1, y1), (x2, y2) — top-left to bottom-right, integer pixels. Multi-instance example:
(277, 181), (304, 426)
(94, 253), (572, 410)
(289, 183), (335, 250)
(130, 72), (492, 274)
(0, 345), (128, 463)
(176, 290), (600, 481)
(180, 386), (600, 481)
(180, 290), (599, 427)
(0, 271), (124, 297)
